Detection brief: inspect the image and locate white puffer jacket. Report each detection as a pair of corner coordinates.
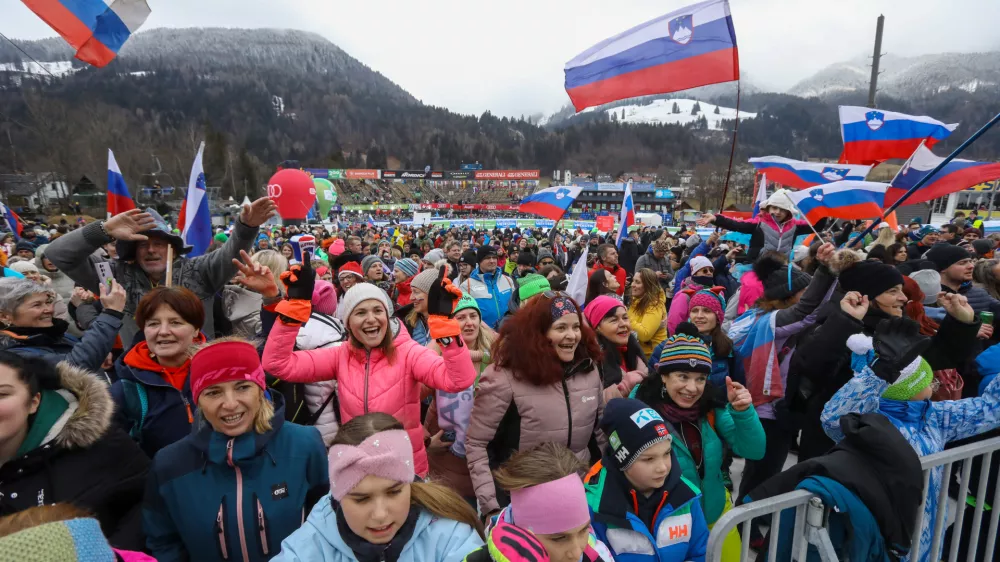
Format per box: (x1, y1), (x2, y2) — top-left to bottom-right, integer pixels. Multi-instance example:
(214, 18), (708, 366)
(295, 312), (349, 446)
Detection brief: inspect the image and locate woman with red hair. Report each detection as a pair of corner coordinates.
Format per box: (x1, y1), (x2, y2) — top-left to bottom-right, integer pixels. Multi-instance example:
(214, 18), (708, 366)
(464, 292), (606, 518)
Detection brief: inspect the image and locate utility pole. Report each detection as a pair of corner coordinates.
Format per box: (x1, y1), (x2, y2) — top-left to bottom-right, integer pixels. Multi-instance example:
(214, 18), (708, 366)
(867, 14), (885, 108)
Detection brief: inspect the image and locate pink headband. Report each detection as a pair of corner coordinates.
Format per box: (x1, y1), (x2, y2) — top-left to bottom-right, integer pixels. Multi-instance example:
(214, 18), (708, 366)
(329, 430), (414, 501)
(509, 474), (591, 535)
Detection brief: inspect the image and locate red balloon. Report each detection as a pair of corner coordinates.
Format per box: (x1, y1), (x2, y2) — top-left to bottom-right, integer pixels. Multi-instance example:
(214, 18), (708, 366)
(267, 169), (317, 220)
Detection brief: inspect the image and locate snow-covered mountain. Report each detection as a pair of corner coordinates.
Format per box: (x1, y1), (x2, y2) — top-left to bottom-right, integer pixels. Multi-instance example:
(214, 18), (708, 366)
(788, 51), (1000, 99)
(599, 98), (755, 129)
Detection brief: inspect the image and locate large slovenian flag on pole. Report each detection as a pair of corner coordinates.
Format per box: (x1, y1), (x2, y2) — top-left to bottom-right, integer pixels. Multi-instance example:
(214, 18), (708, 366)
(20, 0), (151, 67)
(564, 0), (738, 112)
(839, 106), (958, 165)
(615, 181), (636, 248)
(106, 149), (136, 218)
(748, 156), (872, 189)
(178, 142), (212, 257)
(886, 143), (1000, 208)
(518, 185), (583, 221)
(786, 181), (889, 223)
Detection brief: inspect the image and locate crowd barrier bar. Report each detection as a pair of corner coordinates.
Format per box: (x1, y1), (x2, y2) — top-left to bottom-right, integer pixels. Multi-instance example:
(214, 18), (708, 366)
(705, 435), (1000, 562)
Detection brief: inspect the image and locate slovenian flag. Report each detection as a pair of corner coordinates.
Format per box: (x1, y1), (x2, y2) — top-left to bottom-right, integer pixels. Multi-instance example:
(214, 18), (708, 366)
(615, 181), (636, 248)
(748, 156), (872, 189)
(178, 142), (212, 257)
(752, 173), (768, 218)
(786, 181), (889, 223)
(839, 106), (958, 166)
(886, 143), (1000, 208)
(518, 185), (583, 221)
(20, 0), (151, 67)
(564, 0), (738, 112)
(107, 149), (136, 218)
(0, 203), (23, 241)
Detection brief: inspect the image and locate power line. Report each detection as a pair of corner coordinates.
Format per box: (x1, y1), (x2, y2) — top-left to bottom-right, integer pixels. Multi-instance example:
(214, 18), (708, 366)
(0, 30), (59, 79)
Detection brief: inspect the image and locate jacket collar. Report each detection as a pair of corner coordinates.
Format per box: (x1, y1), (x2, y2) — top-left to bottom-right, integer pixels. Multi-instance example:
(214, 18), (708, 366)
(588, 451), (694, 528)
(190, 392), (287, 465)
(20, 362), (115, 452)
(311, 495), (438, 559)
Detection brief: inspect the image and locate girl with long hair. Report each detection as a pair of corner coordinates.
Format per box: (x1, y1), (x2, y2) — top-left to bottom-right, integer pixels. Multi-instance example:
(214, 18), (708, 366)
(627, 268), (667, 356)
(464, 443), (612, 562)
(886, 243), (909, 266)
(273, 413), (485, 562)
(465, 293), (606, 517)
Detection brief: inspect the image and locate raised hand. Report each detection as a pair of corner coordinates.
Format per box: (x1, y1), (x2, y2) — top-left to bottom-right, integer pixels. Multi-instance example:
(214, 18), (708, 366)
(104, 209), (156, 241)
(696, 213), (716, 227)
(938, 292), (975, 324)
(99, 279), (127, 312)
(815, 242), (835, 265)
(232, 250), (279, 298)
(726, 376), (753, 411)
(840, 291), (870, 321)
(240, 196), (279, 228)
(279, 251), (316, 301)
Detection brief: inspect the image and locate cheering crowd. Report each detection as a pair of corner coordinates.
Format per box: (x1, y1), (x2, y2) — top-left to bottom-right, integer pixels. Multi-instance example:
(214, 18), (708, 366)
(1, 190), (1000, 562)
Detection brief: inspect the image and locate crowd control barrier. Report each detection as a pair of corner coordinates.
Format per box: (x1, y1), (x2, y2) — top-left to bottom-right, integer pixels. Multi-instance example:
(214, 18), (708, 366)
(705, 435), (1000, 562)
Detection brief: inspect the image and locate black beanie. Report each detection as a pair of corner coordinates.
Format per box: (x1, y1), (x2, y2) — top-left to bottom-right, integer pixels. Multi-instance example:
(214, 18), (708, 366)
(600, 398), (673, 470)
(476, 244), (498, 264)
(517, 251), (536, 267)
(459, 249), (478, 266)
(925, 244), (971, 272)
(838, 260), (904, 300)
(754, 254), (811, 301)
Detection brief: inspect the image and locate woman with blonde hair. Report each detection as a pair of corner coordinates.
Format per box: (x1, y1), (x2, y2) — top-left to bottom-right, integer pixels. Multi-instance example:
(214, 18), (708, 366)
(274, 413), (485, 562)
(627, 268), (667, 355)
(143, 338), (329, 562)
(252, 249), (290, 296)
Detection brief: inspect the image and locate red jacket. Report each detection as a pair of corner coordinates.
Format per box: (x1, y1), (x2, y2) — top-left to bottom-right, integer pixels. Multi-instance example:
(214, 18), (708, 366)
(591, 262), (627, 296)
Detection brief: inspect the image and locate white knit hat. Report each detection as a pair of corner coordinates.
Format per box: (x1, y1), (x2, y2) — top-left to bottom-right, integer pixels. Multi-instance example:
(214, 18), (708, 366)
(764, 189), (796, 214)
(336, 283), (393, 323)
(908, 270), (942, 306)
(689, 256), (713, 274)
(10, 261), (38, 274)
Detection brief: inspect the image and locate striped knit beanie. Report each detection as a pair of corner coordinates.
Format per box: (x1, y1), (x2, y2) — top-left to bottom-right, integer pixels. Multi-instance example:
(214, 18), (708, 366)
(0, 517), (116, 561)
(656, 325), (713, 375)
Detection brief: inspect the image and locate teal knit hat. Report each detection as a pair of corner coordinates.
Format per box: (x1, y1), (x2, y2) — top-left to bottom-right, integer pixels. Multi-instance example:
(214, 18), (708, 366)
(454, 293), (480, 315)
(517, 273), (551, 302)
(881, 357), (934, 401)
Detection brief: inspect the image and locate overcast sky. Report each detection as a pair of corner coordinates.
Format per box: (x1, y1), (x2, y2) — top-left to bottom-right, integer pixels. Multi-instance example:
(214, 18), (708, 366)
(5, 0), (1000, 118)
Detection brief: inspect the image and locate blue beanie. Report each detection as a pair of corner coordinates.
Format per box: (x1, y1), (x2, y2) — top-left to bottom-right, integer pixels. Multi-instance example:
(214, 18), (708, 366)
(600, 398), (673, 470)
(394, 258), (419, 279)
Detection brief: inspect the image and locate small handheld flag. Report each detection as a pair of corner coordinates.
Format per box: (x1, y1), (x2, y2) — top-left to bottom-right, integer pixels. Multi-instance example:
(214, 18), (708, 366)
(0, 203), (23, 241)
(107, 149), (136, 218)
(615, 181), (635, 248)
(20, 0), (151, 67)
(564, 0), (738, 112)
(178, 142), (212, 257)
(838, 106), (958, 165)
(748, 156), (872, 189)
(752, 173), (767, 218)
(518, 185), (583, 221)
(785, 181), (889, 223)
(887, 143), (1000, 208)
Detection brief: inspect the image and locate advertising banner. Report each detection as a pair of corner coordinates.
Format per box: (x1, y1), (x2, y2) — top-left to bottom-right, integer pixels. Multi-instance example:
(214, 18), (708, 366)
(496, 219), (518, 228)
(445, 171), (474, 180)
(596, 216), (615, 231)
(474, 170), (541, 180)
(327, 169), (346, 180)
(383, 170), (445, 180)
(346, 169), (380, 180)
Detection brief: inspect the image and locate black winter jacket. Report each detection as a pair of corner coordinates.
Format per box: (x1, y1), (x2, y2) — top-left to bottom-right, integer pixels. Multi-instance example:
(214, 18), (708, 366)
(0, 361), (150, 550)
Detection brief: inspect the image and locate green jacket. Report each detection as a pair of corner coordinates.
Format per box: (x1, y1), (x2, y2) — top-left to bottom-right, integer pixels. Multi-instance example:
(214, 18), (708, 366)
(670, 405), (766, 524)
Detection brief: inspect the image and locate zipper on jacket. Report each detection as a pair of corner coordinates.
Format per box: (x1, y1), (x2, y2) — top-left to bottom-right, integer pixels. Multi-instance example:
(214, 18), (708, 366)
(255, 494), (270, 556)
(226, 439), (251, 562)
(215, 498), (229, 560)
(561, 379), (573, 448)
(364, 350), (371, 413)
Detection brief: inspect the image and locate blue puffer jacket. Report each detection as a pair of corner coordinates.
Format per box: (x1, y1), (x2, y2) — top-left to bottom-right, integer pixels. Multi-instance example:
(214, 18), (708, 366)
(272, 496), (484, 562)
(822, 367), (1000, 562)
(143, 394), (329, 562)
(457, 267), (515, 329)
(0, 313), (122, 372)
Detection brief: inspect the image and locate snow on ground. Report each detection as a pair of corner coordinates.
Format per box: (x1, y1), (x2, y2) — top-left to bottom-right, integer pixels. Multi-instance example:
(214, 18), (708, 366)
(603, 98), (756, 129)
(0, 61), (78, 77)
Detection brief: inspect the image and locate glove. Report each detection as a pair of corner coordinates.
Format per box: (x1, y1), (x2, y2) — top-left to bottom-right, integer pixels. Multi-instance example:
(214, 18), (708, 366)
(276, 251), (315, 324)
(426, 267), (464, 340)
(871, 317), (931, 383)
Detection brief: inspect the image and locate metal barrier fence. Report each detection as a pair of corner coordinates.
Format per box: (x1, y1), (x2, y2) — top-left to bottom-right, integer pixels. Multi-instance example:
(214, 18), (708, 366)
(706, 435), (1000, 562)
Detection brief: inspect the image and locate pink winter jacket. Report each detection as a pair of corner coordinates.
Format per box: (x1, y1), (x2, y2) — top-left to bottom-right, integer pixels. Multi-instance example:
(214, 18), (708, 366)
(262, 318), (476, 475)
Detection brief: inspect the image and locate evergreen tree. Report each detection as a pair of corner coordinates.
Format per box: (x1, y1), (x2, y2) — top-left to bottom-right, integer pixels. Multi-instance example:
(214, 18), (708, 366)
(672, 102), (680, 114)
(691, 102), (701, 115)
(714, 106), (721, 114)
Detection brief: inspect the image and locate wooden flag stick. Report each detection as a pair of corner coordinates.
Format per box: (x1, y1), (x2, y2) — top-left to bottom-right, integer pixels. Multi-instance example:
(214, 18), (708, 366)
(165, 244), (173, 287)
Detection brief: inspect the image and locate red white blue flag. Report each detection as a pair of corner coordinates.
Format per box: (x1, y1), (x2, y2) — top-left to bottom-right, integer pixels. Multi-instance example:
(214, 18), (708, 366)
(107, 149), (136, 218)
(178, 142), (211, 257)
(20, 0), (151, 67)
(786, 181), (888, 223)
(752, 174), (767, 218)
(748, 156), (872, 189)
(839, 106), (958, 166)
(564, 0), (738, 112)
(0, 203), (24, 241)
(887, 143), (1000, 208)
(615, 181), (635, 248)
(518, 185), (583, 221)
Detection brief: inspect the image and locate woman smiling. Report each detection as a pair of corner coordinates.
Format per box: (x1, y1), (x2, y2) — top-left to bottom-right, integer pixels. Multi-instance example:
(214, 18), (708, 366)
(143, 339), (329, 562)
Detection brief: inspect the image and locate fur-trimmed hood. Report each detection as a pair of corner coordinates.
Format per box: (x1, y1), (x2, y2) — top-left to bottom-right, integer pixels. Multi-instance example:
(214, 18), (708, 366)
(51, 361), (115, 449)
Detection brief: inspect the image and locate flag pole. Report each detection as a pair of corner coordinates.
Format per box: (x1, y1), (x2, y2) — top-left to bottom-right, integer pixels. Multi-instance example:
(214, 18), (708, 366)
(719, 79), (742, 210)
(848, 110), (1000, 248)
(786, 199), (825, 241)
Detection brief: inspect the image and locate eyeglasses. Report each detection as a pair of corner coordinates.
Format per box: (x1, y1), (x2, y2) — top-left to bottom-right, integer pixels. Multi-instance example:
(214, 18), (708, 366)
(543, 290), (571, 299)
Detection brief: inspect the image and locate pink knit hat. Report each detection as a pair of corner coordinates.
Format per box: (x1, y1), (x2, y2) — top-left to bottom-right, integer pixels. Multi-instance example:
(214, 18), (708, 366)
(328, 430), (413, 501)
(312, 280), (337, 315)
(330, 238), (345, 257)
(583, 295), (624, 328)
(687, 287), (726, 322)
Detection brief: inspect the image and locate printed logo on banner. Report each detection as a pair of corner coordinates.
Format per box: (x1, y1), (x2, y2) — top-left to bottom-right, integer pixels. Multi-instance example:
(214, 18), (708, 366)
(609, 431), (622, 450)
(630, 408), (663, 428)
(865, 111), (885, 131)
(821, 167), (849, 181)
(809, 188), (825, 202)
(668, 14), (694, 45)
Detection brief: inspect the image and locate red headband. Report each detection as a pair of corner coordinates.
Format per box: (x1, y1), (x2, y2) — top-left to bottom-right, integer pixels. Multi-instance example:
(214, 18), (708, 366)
(190, 341), (266, 402)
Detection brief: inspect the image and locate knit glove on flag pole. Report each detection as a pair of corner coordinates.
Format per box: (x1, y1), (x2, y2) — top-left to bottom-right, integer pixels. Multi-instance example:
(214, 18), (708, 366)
(871, 317), (931, 383)
(426, 267), (463, 342)
(276, 251), (315, 324)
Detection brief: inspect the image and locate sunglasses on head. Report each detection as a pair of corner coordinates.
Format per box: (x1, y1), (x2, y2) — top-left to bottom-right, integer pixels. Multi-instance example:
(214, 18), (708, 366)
(543, 290), (571, 299)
